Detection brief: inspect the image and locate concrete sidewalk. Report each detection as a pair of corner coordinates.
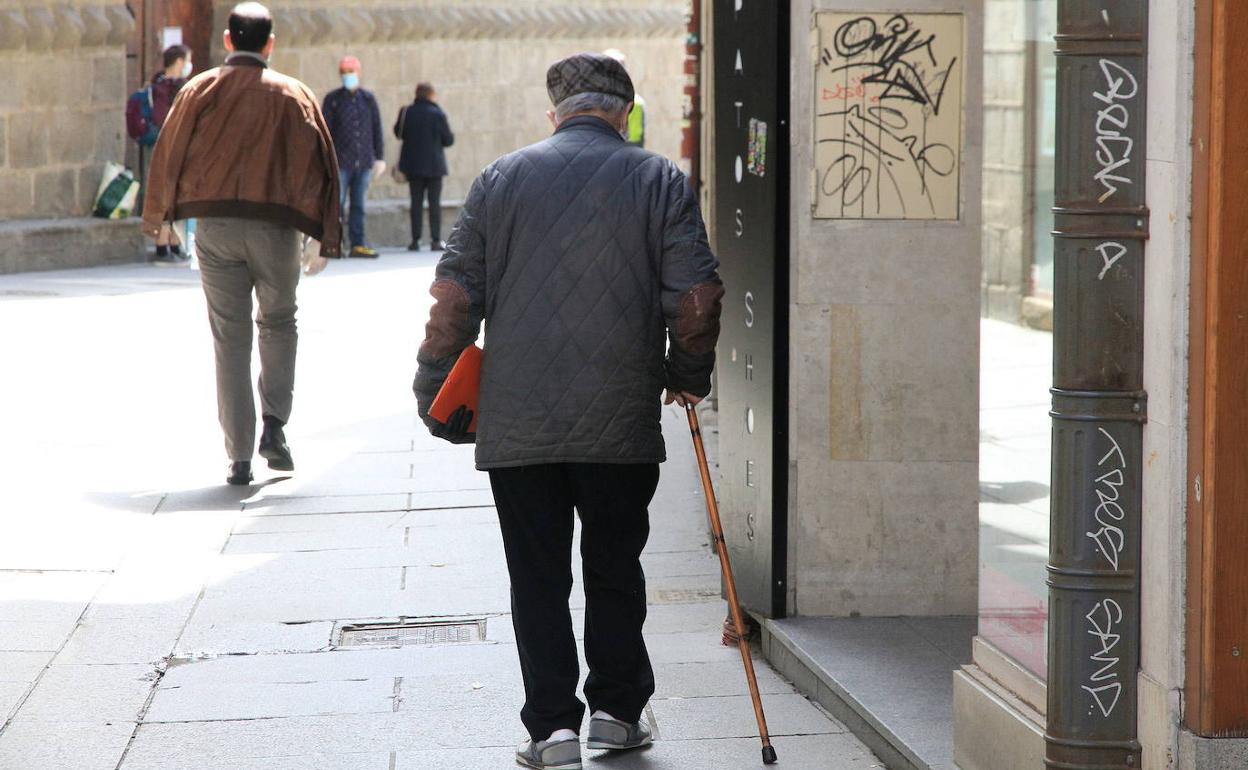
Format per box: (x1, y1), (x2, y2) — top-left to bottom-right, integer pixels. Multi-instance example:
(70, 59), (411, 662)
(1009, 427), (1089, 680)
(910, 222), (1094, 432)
(0, 255), (881, 769)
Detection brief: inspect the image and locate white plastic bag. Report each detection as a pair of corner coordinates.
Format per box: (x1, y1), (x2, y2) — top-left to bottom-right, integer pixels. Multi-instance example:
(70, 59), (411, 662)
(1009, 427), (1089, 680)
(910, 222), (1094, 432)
(91, 162), (140, 219)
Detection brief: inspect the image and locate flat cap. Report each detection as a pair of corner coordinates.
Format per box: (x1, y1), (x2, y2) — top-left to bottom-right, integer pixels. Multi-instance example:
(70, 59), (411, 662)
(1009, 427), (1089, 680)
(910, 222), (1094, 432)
(546, 52), (635, 106)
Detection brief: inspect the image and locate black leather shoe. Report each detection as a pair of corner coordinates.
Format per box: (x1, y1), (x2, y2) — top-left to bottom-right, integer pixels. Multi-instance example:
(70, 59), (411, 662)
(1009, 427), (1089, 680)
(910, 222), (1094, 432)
(259, 417), (294, 471)
(227, 461), (253, 485)
(430, 240), (446, 251)
(407, 242), (420, 251)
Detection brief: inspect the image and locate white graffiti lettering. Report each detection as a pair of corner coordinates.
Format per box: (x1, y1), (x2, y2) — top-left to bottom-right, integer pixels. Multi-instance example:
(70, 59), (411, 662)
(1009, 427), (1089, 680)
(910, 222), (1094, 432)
(1096, 241), (1127, 280)
(1082, 598), (1124, 718)
(1086, 427), (1127, 570)
(1092, 59), (1138, 203)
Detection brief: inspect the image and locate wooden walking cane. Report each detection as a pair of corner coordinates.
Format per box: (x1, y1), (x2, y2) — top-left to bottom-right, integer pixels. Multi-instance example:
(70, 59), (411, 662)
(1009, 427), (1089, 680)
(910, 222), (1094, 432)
(685, 401), (778, 764)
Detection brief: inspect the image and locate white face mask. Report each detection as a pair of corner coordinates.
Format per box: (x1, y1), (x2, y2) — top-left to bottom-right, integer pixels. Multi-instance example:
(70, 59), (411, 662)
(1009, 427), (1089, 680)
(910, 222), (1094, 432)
(181, 61), (192, 78)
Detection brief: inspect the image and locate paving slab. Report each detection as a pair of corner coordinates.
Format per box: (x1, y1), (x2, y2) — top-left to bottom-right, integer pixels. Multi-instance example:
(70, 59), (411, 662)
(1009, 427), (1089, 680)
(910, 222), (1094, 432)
(651, 660), (793, 699)
(146, 676), (396, 722)
(0, 260), (879, 770)
(174, 620), (335, 657)
(649, 692), (845, 741)
(764, 614), (975, 770)
(16, 663), (158, 723)
(393, 734), (884, 770)
(0, 650), (54, 682)
(0, 619), (78, 652)
(0, 680), (30, 721)
(0, 719), (136, 770)
(240, 494), (409, 517)
(158, 643), (522, 692)
(56, 616), (185, 665)
(0, 571), (108, 622)
(120, 749), (392, 770)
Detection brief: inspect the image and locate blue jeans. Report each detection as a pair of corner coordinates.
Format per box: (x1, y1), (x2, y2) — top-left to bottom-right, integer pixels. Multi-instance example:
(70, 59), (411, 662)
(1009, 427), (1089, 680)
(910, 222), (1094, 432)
(339, 167), (372, 248)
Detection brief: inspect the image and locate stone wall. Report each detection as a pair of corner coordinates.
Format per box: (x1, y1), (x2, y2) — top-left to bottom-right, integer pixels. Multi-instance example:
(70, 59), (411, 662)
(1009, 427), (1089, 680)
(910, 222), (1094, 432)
(980, 0), (1031, 322)
(209, 1), (689, 206)
(0, 1), (133, 220)
(787, 0), (983, 617)
(0, 0), (686, 272)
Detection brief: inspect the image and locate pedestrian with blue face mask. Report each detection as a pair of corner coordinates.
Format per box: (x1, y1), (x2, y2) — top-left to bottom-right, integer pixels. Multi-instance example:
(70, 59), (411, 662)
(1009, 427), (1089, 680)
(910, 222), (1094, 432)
(322, 55), (386, 258)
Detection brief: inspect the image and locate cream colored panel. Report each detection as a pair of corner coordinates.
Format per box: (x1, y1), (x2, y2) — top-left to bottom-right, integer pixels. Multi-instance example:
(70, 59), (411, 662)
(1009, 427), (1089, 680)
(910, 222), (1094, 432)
(813, 12), (963, 220)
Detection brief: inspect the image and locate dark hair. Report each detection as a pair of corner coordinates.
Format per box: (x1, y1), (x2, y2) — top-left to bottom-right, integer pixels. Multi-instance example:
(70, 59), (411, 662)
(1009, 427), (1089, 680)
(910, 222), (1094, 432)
(162, 44), (189, 69)
(415, 82), (435, 100)
(228, 2), (273, 53)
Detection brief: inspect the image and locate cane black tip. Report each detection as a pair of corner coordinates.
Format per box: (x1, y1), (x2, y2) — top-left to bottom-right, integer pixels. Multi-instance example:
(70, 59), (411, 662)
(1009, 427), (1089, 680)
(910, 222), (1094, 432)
(762, 745), (778, 764)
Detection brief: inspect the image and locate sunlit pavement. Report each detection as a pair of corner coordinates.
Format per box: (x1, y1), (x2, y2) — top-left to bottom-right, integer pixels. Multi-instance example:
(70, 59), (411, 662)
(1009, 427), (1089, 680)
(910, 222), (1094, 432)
(0, 252), (880, 769)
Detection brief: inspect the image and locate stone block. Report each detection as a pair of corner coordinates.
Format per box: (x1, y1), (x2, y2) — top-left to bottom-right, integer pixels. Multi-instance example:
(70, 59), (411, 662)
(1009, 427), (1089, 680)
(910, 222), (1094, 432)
(49, 113), (96, 166)
(0, 9), (30, 52)
(78, 163), (106, 213)
(953, 668), (1045, 770)
(23, 7), (55, 51)
(984, 0), (1026, 48)
(104, 5), (133, 46)
(93, 108), (125, 164)
(0, 216), (146, 274)
(51, 5), (87, 49)
(793, 459), (978, 615)
(92, 54), (125, 106)
(0, 171), (33, 218)
(8, 111), (49, 169)
(33, 168), (77, 215)
(80, 5), (111, 47)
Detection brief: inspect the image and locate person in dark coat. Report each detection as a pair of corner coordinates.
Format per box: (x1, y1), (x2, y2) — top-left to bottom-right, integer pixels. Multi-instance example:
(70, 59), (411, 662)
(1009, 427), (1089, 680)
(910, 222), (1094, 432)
(394, 82), (454, 251)
(322, 55), (385, 258)
(412, 52), (723, 770)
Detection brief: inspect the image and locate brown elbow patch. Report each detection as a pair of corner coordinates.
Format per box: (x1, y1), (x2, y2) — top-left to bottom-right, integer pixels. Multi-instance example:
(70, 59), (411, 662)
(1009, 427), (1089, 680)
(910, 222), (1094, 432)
(420, 279), (472, 359)
(674, 281), (725, 355)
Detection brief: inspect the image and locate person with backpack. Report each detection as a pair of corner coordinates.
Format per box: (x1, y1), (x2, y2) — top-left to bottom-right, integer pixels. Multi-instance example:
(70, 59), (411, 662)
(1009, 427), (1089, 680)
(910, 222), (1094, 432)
(394, 82), (454, 251)
(127, 44), (194, 262)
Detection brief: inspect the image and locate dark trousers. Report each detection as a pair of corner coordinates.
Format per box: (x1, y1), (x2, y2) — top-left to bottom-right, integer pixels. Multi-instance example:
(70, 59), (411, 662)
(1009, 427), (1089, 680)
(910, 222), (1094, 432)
(408, 176), (443, 244)
(339, 167), (372, 248)
(488, 463), (659, 741)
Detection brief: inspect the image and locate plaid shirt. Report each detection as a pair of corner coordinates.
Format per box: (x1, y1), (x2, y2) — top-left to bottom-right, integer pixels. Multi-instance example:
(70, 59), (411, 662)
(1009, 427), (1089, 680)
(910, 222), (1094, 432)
(322, 87), (384, 172)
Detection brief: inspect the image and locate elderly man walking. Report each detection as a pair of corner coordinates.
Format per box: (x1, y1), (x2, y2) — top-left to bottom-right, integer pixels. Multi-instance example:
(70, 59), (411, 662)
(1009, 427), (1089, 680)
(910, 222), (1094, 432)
(413, 53), (722, 769)
(143, 2), (342, 485)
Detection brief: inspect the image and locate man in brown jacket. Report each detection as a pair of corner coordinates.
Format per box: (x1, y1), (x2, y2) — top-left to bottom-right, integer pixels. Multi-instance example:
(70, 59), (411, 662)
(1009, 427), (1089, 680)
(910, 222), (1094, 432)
(143, 2), (342, 485)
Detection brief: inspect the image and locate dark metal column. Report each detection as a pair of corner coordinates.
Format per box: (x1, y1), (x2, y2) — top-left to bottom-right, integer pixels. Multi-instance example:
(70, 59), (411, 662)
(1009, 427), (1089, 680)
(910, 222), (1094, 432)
(1047, 3), (1148, 769)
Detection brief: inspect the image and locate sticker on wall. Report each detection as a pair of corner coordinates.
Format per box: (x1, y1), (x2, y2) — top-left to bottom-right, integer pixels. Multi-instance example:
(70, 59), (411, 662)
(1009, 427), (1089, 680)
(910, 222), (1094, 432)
(747, 118), (767, 177)
(813, 12), (963, 220)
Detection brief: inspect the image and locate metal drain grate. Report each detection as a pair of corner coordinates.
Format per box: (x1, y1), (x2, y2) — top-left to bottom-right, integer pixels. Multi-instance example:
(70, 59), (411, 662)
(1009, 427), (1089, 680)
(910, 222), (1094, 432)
(337, 619), (485, 647)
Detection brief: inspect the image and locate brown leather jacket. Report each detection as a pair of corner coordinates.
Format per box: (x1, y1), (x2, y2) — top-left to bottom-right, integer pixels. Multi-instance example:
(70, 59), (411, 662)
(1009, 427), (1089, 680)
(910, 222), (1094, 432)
(142, 54), (342, 257)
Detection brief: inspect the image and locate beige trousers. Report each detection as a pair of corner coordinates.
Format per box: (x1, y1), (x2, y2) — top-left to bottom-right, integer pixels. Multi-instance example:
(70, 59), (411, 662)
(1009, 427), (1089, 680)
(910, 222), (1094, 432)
(197, 218), (302, 461)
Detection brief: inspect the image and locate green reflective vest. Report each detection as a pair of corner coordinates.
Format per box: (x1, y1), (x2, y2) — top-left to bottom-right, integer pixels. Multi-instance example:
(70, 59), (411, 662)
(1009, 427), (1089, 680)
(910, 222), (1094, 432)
(627, 94), (646, 147)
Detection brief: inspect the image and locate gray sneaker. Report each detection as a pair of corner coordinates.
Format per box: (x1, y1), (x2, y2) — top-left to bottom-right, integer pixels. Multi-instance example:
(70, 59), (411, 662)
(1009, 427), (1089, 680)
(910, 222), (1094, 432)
(586, 716), (653, 750)
(515, 737), (582, 769)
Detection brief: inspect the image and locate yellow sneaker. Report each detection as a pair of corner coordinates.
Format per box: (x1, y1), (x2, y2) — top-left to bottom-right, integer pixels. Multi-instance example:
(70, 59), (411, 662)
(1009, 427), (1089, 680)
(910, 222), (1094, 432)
(350, 245), (379, 258)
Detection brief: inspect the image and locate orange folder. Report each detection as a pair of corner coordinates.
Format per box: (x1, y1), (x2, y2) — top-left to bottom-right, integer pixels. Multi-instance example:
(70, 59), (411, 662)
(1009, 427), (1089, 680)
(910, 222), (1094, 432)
(428, 344), (482, 432)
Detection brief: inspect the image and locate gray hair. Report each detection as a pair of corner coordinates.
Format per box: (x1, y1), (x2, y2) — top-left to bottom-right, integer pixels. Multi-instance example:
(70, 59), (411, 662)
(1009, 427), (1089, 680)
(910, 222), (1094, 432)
(554, 91), (629, 122)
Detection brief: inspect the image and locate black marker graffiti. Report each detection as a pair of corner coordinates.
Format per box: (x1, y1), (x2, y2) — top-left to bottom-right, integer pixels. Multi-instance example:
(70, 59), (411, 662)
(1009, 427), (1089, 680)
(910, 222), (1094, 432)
(815, 13), (961, 219)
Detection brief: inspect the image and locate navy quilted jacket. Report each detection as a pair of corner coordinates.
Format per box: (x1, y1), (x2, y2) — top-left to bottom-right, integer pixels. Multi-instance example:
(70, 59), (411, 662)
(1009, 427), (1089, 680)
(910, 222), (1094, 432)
(413, 115), (723, 469)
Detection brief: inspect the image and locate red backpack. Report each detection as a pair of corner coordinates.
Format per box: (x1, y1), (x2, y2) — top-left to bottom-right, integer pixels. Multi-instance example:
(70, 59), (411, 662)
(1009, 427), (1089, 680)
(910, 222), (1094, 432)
(125, 86), (159, 147)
